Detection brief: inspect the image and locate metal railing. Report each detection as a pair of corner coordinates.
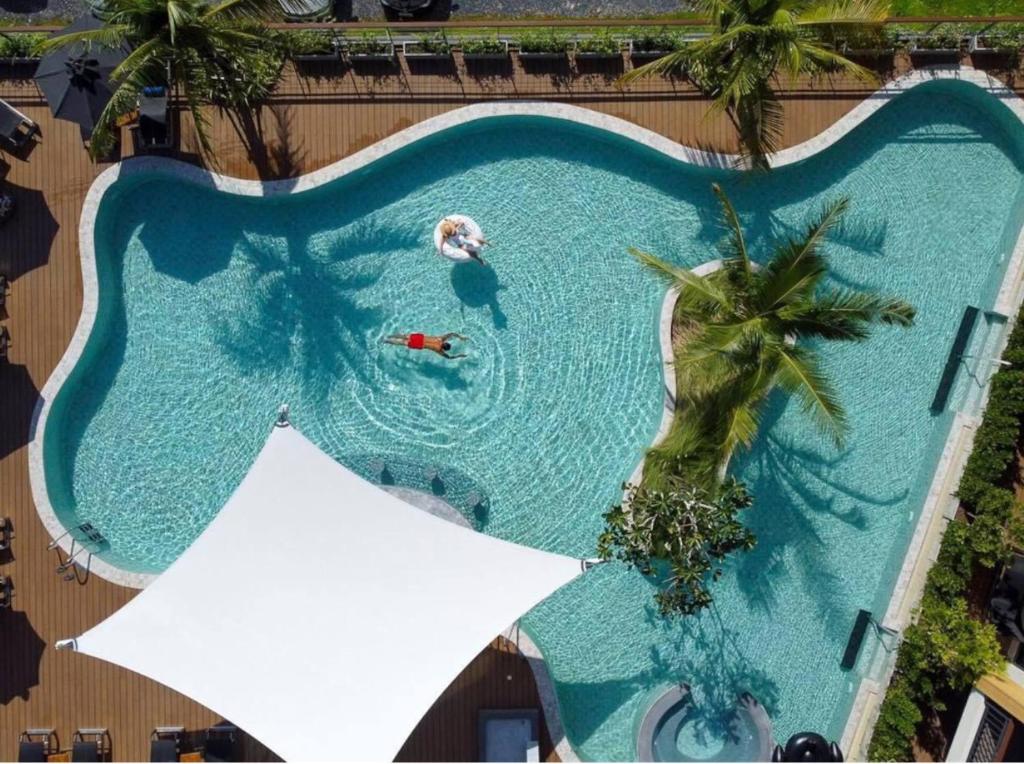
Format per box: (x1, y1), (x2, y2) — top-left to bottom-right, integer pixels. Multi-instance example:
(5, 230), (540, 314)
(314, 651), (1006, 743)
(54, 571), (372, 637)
(968, 703), (1010, 762)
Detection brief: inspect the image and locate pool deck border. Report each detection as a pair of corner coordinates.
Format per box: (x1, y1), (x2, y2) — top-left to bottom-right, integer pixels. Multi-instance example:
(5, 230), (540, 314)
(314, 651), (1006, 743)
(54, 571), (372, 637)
(26, 63), (1024, 761)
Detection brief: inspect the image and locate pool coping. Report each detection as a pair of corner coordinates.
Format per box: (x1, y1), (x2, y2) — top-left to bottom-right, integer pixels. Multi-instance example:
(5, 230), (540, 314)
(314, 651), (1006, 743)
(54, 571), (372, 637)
(26, 63), (1024, 760)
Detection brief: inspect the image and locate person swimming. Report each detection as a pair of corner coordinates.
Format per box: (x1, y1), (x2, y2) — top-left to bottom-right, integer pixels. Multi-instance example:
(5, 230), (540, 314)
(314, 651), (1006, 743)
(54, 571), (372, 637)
(441, 219), (488, 265)
(384, 332), (469, 360)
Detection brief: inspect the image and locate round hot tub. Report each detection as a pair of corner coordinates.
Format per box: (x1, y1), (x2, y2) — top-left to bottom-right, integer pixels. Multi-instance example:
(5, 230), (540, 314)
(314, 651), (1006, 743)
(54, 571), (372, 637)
(636, 687), (773, 762)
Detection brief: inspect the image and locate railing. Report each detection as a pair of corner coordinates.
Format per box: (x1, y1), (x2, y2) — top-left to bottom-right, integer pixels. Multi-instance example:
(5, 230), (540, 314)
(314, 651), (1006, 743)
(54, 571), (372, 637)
(968, 702), (1010, 761)
(6, 15), (1024, 69)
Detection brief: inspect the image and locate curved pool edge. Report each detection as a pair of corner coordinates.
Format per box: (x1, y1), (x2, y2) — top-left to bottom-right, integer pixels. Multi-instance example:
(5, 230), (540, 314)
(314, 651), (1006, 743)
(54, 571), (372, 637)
(24, 62), (1024, 761)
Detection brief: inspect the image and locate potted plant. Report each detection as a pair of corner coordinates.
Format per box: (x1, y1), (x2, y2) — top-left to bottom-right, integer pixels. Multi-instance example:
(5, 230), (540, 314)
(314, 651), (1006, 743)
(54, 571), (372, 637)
(574, 31), (623, 60)
(0, 33), (47, 67)
(515, 29), (571, 61)
(342, 33), (395, 63)
(460, 36), (509, 61)
(970, 27), (1023, 67)
(403, 33), (452, 61)
(285, 30), (338, 64)
(909, 29), (964, 63)
(628, 28), (681, 62)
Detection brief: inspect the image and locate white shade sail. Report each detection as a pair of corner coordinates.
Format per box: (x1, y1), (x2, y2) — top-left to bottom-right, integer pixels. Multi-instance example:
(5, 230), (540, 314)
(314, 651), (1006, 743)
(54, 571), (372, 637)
(66, 422), (584, 761)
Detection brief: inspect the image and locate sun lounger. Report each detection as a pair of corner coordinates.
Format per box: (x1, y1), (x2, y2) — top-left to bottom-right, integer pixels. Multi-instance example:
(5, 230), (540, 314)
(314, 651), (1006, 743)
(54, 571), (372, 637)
(137, 86), (171, 150)
(150, 727), (184, 762)
(71, 730), (109, 762)
(0, 99), (38, 152)
(0, 517), (12, 552)
(203, 725), (236, 762)
(18, 730), (57, 762)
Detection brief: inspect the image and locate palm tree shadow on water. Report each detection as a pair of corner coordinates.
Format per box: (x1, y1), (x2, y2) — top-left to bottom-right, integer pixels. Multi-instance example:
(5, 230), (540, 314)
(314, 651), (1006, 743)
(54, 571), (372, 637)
(207, 217), (422, 388)
(730, 394), (908, 642)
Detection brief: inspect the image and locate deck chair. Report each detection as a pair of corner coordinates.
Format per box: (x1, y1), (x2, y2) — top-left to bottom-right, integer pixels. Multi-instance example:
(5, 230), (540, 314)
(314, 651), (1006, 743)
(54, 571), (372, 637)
(136, 87), (171, 150)
(72, 729), (110, 762)
(18, 730), (57, 762)
(203, 725), (236, 762)
(0, 516), (12, 552)
(0, 575), (14, 609)
(0, 99), (37, 152)
(150, 727), (184, 762)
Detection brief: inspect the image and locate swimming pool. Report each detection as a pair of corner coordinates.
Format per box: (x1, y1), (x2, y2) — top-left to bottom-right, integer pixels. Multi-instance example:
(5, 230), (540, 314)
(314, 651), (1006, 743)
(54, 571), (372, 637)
(35, 76), (1024, 759)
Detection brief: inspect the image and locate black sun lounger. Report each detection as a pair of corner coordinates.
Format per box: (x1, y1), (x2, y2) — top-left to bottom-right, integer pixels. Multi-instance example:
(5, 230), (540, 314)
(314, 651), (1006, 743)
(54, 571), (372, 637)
(150, 727), (184, 762)
(203, 725), (237, 762)
(18, 730), (57, 762)
(137, 86), (171, 150)
(72, 729), (110, 761)
(0, 99), (38, 152)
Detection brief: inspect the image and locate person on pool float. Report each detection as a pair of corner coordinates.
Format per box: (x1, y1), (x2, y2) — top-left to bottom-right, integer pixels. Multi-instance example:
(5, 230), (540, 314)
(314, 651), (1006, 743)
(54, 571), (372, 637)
(384, 332), (469, 360)
(441, 219), (488, 265)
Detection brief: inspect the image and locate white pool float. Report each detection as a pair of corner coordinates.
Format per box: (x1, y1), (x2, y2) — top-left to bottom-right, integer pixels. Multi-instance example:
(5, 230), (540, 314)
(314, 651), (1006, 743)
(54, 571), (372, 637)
(434, 215), (486, 263)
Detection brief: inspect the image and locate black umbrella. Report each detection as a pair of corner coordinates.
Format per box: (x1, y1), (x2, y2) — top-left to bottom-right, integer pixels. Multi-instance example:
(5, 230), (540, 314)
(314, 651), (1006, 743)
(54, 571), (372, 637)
(33, 15), (127, 134)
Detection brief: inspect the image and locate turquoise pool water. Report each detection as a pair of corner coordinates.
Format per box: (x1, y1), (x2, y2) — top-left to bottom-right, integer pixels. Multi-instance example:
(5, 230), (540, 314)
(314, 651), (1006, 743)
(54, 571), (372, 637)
(44, 80), (1024, 759)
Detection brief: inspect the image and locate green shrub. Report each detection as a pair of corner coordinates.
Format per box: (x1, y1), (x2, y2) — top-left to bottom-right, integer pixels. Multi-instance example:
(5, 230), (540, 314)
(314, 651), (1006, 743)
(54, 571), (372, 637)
(343, 33), (391, 56)
(0, 32), (46, 59)
(515, 30), (571, 54)
(924, 518), (973, 603)
(628, 28), (682, 53)
(282, 30), (335, 57)
(406, 33), (450, 56)
(867, 680), (920, 762)
(966, 487), (1019, 567)
(460, 36), (506, 55)
(575, 31), (621, 55)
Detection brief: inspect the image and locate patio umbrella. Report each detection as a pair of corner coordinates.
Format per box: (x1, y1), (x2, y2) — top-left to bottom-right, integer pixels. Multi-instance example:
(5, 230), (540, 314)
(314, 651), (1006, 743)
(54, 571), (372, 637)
(33, 15), (127, 134)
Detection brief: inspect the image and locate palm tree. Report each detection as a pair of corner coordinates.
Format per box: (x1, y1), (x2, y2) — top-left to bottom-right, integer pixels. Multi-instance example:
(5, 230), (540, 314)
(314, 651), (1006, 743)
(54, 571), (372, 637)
(620, 0), (890, 169)
(38, 0), (281, 159)
(635, 183), (914, 487)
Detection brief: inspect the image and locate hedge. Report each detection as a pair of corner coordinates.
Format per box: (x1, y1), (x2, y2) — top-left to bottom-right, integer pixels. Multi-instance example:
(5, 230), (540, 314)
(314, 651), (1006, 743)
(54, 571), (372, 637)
(868, 308), (1024, 761)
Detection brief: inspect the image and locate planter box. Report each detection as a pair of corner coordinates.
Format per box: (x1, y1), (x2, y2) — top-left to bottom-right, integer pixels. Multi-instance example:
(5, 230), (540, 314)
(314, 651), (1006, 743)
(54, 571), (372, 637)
(630, 50), (671, 61)
(292, 51), (339, 63)
(910, 47), (961, 60)
(345, 46), (396, 63)
(516, 50), (568, 60)
(403, 51), (453, 61)
(0, 57), (40, 66)
(574, 51), (622, 60)
(462, 52), (509, 61)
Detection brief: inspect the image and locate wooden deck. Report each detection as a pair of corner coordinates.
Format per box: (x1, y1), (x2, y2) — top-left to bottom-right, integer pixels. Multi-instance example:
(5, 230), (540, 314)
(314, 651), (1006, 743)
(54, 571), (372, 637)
(0, 51), (996, 761)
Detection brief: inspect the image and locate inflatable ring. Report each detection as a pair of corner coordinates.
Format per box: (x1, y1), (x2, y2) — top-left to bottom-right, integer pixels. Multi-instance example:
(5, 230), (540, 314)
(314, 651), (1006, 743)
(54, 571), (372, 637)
(434, 215), (485, 263)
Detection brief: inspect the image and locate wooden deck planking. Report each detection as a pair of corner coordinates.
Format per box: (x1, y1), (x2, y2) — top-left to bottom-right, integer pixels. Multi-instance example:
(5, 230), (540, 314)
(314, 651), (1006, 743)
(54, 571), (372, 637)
(0, 53), (976, 761)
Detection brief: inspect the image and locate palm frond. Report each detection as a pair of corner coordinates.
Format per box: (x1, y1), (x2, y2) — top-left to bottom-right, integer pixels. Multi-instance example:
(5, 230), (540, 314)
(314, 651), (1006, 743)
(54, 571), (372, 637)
(780, 288), (916, 339)
(712, 183), (754, 281)
(617, 49), (690, 84)
(775, 345), (847, 447)
(629, 247), (732, 315)
(795, 0), (890, 25)
(755, 196), (847, 310)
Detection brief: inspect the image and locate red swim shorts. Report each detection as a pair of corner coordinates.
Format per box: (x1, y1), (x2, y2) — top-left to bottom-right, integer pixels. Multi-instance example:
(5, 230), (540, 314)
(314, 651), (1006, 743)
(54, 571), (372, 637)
(407, 333), (426, 350)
